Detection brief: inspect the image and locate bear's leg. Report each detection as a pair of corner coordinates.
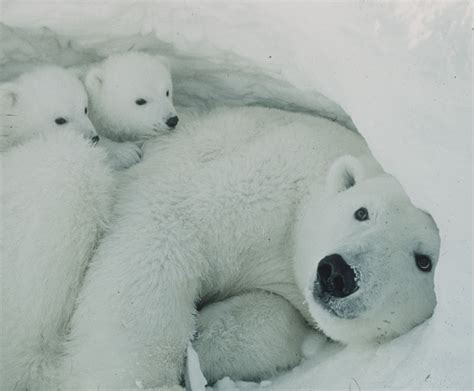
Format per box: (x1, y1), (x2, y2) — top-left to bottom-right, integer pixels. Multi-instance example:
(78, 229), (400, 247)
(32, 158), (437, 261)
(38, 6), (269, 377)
(97, 137), (143, 170)
(193, 291), (309, 384)
(60, 215), (201, 389)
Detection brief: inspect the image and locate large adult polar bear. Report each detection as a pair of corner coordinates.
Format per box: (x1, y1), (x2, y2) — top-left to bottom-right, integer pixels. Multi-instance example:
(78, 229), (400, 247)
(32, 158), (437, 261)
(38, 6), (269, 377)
(61, 107), (440, 389)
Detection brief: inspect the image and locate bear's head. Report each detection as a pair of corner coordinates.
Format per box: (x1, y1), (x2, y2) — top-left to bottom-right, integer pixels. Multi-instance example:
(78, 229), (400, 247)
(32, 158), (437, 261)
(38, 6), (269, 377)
(0, 66), (98, 151)
(84, 52), (178, 142)
(294, 155), (440, 344)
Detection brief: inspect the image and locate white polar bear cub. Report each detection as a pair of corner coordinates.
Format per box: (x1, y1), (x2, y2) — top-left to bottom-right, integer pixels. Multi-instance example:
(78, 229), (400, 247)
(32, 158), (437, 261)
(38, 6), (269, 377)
(60, 107), (440, 388)
(0, 66), (98, 152)
(1, 131), (114, 391)
(82, 51), (178, 170)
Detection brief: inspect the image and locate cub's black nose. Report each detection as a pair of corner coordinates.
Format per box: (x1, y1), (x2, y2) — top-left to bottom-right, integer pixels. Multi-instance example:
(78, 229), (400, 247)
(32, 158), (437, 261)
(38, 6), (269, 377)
(316, 254), (358, 298)
(166, 116), (179, 129)
(91, 135), (100, 145)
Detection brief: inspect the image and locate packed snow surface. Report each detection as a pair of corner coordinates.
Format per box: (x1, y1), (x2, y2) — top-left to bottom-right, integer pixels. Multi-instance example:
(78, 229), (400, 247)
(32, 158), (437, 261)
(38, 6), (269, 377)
(1, 1), (471, 389)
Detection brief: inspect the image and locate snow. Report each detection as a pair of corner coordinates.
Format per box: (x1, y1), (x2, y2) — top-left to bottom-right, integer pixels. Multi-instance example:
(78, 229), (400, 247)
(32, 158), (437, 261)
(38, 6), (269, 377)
(1, 1), (471, 389)
(186, 342), (208, 391)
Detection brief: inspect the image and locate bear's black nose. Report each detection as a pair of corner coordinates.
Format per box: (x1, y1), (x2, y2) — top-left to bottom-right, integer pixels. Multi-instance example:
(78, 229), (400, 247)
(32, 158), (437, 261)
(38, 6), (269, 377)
(316, 254), (358, 298)
(166, 116), (179, 129)
(91, 135), (100, 145)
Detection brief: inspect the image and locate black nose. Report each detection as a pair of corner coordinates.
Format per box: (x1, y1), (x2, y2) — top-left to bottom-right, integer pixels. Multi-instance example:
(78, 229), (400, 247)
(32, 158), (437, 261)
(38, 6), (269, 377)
(166, 116), (179, 129)
(91, 135), (100, 145)
(316, 254), (358, 298)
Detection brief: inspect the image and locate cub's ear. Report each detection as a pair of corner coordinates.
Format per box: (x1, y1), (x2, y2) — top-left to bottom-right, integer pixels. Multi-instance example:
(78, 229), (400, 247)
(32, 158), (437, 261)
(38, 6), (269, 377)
(84, 66), (104, 93)
(327, 155), (365, 194)
(69, 65), (86, 80)
(0, 83), (19, 108)
(155, 55), (171, 71)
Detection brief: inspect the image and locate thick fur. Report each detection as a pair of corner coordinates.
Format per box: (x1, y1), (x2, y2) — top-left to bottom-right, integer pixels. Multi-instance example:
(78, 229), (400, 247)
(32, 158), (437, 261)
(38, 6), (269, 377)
(0, 66), (97, 152)
(194, 291), (308, 384)
(81, 52), (178, 170)
(0, 131), (115, 390)
(56, 107), (440, 389)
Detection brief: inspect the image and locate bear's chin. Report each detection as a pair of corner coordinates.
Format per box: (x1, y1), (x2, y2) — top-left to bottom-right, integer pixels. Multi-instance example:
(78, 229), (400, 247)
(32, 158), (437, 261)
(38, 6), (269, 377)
(308, 296), (407, 344)
(314, 293), (366, 320)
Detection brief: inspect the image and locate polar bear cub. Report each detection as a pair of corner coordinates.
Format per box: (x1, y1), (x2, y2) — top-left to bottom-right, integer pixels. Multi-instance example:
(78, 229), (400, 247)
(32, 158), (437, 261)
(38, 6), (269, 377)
(1, 130), (114, 391)
(82, 52), (179, 170)
(0, 66), (98, 152)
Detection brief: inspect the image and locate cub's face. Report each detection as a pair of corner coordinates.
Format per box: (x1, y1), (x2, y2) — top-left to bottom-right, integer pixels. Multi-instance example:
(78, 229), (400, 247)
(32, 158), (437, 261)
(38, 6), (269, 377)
(1, 66), (98, 149)
(294, 156), (440, 344)
(85, 52), (178, 141)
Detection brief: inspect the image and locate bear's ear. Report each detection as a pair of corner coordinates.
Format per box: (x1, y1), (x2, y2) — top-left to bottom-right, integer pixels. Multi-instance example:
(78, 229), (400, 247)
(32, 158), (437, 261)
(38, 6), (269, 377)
(84, 67), (104, 93)
(0, 83), (19, 109)
(155, 55), (171, 71)
(327, 155), (365, 194)
(69, 65), (86, 80)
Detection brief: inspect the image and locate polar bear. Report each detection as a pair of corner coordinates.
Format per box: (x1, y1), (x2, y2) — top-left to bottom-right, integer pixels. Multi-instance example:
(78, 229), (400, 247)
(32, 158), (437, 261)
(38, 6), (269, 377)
(58, 106), (440, 389)
(0, 131), (114, 390)
(81, 52), (179, 170)
(0, 66), (98, 152)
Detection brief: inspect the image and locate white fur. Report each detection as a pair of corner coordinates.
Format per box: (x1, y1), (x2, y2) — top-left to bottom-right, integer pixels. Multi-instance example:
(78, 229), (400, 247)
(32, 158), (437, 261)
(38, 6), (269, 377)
(98, 137), (143, 171)
(0, 131), (115, 390)
(82, 52), (178, 170)
(194, 291), (309, 384)
(0, 66), (98, 152)
(57, 106), (440, 388)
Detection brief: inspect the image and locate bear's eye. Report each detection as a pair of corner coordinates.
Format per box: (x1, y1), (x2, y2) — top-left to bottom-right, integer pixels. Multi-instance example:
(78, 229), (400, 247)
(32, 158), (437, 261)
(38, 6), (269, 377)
(84, 107), (88, 115)
(415, 254), (432, 272)
(55, 117), (67, 125)
(166, 90), (170, 97)
(135, 98), (147, 106)
(354, 207), (369, 221)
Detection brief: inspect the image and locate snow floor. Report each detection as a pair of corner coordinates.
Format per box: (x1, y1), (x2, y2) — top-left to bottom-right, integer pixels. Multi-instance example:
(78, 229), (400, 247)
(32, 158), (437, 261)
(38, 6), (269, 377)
(1, 1), (472, 390)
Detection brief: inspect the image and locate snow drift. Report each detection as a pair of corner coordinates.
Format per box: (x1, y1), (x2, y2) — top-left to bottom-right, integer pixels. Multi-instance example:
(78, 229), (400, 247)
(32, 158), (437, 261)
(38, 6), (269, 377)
(0, 1), (471, 390)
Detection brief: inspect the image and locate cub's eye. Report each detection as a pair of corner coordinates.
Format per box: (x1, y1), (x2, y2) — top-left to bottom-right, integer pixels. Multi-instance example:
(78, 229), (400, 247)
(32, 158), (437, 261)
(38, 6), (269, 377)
(354, 207), (369, 221)
(84, 107), (88, 115)
(135, 98), (147, 106)
(55, 117), (67, 125)
(166, 90), (170, 97)
(415, 254), (432, 272)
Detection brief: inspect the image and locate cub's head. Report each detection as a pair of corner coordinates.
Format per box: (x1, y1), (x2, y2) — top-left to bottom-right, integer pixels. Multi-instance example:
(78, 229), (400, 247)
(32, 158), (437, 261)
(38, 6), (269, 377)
(85, 52), (178, 142)
(295, 155), (440, 344)
(1, 66), (98, 151)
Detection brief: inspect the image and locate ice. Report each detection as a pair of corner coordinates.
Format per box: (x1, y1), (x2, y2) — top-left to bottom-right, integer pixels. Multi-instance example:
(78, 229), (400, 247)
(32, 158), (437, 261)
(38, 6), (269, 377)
(1, 1), (471, 389)
(186, 343), (207, 391)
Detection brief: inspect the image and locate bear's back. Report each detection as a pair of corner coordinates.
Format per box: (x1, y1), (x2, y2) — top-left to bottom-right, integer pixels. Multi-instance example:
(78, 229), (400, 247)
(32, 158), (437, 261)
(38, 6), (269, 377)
(132, 107), (370, 315)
